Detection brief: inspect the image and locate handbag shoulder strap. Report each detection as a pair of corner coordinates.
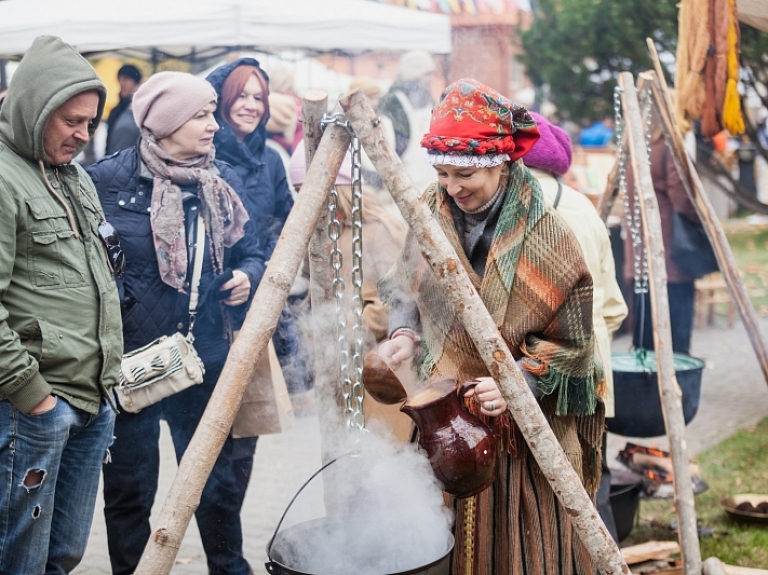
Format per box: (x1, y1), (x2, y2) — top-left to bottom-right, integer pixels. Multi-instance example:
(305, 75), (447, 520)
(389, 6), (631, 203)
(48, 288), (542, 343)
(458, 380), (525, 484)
(188, 213), (205, 330)
(552, 178), (563, 210)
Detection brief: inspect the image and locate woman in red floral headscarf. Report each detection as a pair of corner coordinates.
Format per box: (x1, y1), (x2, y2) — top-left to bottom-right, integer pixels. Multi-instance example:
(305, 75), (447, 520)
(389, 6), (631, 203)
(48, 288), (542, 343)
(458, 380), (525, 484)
(379, 79), (604, 575)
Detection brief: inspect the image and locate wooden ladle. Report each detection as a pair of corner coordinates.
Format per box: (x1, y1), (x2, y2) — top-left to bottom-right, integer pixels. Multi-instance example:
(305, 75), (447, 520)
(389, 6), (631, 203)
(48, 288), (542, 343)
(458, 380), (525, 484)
(361, 351), (408, 404)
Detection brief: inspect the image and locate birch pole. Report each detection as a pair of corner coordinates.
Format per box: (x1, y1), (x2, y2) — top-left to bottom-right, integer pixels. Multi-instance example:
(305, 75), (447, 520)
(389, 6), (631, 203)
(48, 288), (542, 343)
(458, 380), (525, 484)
(302, 90), (348, 463)
(619, 72), (701, 575)
(339, 90), (628, 575)
(134, 122), (352, 575)
(302, 91), (353, 515)
(644, 39), (768, 386)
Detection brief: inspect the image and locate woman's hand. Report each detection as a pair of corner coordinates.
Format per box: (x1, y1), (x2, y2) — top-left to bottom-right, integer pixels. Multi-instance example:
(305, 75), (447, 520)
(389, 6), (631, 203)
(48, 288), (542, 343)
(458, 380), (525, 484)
(377, 335), (415, 371)
(221, 270), (251, 306)
(463, 376), (507, 417)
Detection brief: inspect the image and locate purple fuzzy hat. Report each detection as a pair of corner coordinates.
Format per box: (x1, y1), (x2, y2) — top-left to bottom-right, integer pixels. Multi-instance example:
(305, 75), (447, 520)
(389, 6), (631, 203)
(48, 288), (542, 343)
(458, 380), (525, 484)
(523, 111), (572, 176)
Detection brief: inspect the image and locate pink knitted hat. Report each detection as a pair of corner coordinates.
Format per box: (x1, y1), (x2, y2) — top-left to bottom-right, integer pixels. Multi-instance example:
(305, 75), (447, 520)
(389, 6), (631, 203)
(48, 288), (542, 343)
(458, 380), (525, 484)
(132, 71), (217, 139)
(522, 111), (572, 176)
(289, 139), (353, 187)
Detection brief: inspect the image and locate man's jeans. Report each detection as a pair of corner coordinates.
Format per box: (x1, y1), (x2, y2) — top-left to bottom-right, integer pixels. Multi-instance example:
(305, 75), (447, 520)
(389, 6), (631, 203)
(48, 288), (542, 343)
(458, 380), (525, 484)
(103, 364), (251, 575)
(0, 396), (115, 575)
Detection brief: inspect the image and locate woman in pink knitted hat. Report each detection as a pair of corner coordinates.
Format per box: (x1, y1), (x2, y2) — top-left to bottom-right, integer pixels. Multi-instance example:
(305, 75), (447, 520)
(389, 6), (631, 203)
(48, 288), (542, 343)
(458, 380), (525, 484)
(379, 79), (605, 575)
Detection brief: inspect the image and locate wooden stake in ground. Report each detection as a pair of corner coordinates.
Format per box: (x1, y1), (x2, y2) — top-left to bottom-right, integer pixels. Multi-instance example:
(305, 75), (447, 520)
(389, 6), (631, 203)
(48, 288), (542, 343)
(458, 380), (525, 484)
(644, 38), (768, 387)
(339, 89), (629, 575)
(618, 71), (702, 575)
(133, 121), (352, 575)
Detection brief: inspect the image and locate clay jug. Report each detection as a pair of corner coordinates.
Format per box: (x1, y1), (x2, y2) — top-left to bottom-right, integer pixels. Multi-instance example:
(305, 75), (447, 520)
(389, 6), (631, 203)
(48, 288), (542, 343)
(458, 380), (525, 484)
(400, 379), (496, 498)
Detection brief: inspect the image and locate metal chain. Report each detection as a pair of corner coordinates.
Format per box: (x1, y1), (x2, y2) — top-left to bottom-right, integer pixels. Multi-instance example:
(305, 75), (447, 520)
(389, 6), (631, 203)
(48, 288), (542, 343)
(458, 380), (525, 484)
(320, 113), (366, 452)
(642, 86), (654, 165)
(615, 86), (649, 294)
(349, 133), (366, 442)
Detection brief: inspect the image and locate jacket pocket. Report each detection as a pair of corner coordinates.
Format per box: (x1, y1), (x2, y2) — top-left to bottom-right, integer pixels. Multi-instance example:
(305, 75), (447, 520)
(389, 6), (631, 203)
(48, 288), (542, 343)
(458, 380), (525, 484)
(115, 190), (152, 237)
(26, 198), (87, 289)
(36, 317), (58, 364)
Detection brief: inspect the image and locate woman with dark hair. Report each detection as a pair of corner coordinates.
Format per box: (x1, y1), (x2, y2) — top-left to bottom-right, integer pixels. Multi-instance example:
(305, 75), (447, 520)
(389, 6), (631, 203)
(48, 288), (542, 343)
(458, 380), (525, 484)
(378, 79), (604, 575)
(87, 71), (265, 575)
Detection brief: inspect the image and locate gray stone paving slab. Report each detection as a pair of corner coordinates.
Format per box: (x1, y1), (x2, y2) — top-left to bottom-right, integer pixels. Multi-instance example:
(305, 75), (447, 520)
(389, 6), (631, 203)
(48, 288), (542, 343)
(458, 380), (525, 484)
(74, 412), (324, 575)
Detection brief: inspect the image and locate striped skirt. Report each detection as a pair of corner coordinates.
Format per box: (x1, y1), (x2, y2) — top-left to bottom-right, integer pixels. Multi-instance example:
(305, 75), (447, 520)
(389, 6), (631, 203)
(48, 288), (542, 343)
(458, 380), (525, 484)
(450, 443), (597, 575)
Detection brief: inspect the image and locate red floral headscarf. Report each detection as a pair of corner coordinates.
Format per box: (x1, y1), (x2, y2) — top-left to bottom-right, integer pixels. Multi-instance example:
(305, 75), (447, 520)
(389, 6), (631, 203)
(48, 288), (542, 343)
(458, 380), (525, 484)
(420, 78), (540, 163)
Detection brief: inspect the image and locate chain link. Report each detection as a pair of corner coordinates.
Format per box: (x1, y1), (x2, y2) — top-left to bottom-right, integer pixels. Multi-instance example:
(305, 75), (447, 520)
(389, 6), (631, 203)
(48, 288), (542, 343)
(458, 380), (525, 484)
(615, 86), (649, 294)
(349, 133), (365, 442)
(640, 86), (654, 165)
(320, 114), (366, 452)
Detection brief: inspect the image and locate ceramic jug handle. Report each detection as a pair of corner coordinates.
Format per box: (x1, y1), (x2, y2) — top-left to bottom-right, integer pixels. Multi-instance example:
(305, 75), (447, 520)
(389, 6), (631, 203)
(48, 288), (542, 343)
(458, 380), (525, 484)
(458, 379), (479, 402)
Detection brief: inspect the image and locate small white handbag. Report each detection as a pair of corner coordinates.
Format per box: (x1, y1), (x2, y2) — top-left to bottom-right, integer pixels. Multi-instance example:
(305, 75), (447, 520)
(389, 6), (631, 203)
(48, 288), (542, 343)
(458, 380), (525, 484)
(115, 215), (206, 413)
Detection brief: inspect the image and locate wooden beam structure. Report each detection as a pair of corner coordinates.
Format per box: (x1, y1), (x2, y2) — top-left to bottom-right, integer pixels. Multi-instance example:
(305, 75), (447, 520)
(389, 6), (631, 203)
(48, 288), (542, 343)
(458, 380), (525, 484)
(645, 38), (768, 388)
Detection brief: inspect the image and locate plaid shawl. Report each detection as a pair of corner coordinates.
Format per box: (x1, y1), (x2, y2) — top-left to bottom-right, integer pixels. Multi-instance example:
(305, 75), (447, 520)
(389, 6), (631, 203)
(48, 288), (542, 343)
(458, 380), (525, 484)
(383, 161), (602, 418)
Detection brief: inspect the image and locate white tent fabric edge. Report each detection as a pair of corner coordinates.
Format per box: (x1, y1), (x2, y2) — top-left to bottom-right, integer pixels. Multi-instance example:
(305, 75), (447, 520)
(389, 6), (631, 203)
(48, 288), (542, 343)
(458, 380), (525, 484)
(738, 0), (768, 33)
(0, 0), (452, 59)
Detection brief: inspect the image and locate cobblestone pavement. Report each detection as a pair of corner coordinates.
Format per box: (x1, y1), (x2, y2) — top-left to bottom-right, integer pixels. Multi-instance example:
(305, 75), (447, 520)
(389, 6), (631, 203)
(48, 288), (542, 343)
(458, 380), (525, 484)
(73, 316), (768, 574)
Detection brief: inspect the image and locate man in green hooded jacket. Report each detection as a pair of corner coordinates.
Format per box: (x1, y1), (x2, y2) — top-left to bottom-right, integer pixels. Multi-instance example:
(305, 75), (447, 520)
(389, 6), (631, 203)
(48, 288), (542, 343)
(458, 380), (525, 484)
(0, 35), (123, 574)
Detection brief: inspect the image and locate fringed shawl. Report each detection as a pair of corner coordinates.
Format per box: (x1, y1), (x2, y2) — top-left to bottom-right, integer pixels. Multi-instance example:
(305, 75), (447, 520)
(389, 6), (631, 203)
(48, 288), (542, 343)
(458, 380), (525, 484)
(381, 161), (604, 493)
(383, 161), (602, 418)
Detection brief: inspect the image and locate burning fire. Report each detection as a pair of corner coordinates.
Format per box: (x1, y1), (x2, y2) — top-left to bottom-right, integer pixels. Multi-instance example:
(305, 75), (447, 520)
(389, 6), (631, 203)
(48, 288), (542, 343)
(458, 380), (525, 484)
(618, 444), (676, 484)
(617, 443), (705, 498)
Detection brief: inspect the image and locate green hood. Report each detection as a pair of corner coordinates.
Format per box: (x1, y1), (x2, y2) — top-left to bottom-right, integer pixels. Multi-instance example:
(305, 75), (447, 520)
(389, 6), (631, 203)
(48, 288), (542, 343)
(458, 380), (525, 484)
(0, 35), (106, 163)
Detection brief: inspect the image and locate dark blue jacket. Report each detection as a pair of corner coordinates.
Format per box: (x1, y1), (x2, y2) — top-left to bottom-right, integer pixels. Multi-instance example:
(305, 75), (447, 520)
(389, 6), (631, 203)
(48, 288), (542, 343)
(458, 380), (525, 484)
(206, 59), (294, 258)
(87, 146), (267, 370)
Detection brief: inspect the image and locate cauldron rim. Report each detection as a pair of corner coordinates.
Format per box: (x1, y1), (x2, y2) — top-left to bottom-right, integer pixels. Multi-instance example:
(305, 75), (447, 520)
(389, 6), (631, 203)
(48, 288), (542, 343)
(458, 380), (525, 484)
(267, 514), (455, 575)
(607, 350), (704, 438)
(611, 350), (705, 373)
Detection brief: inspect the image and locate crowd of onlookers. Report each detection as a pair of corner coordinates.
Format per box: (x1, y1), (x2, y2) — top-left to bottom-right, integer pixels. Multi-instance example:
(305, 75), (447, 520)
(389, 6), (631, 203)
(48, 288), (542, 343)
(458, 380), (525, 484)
(0, 35), (720, 575)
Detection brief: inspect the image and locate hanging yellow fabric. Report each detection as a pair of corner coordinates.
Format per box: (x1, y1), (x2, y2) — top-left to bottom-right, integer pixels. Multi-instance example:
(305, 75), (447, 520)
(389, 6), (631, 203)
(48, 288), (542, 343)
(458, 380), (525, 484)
(674, 0), (710, 133)
(722, 0), (744, 135)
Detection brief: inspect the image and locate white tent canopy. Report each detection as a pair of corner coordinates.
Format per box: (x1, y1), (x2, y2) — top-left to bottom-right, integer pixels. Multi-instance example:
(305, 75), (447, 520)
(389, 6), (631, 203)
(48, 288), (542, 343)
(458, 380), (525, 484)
(738, 0), (768, 32)
(0, 0), (451, 59)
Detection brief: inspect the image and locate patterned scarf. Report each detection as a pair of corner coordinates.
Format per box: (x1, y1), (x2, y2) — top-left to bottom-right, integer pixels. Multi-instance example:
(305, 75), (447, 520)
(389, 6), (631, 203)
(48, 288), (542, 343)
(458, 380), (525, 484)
(382, 160), (601, 418)
(140, 136), (249, 290)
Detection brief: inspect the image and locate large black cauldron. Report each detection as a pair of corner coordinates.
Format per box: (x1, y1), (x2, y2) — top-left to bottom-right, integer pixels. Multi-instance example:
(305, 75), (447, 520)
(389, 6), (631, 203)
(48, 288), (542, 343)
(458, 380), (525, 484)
(265, 457), (454, 575)
(607, 350), (704, 438)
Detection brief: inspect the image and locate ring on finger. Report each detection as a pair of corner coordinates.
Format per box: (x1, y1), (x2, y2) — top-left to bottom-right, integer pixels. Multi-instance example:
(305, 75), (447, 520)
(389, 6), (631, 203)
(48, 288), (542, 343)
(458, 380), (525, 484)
(487, 401), (496, 411)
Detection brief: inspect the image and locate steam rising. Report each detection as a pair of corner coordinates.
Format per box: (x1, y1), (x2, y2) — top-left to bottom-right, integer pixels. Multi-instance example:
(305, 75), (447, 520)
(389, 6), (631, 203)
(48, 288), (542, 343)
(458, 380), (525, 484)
(271, 426), (454, 575)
